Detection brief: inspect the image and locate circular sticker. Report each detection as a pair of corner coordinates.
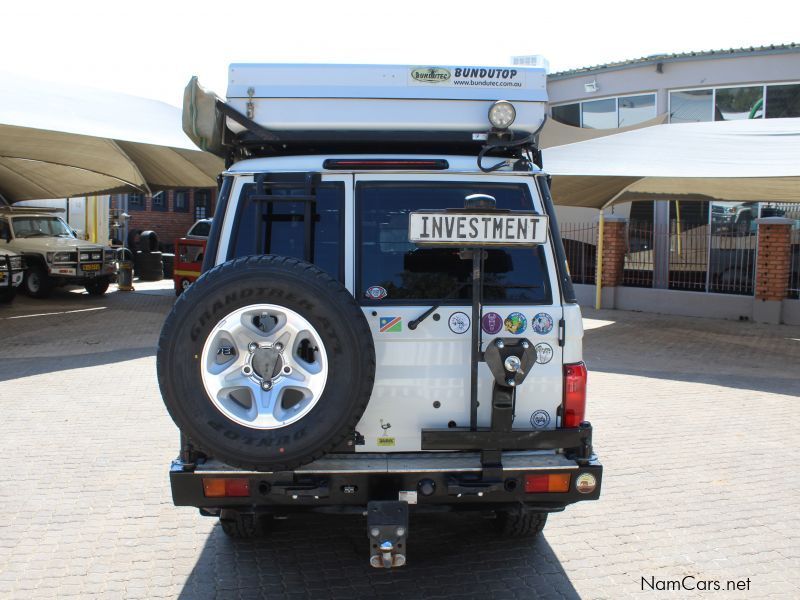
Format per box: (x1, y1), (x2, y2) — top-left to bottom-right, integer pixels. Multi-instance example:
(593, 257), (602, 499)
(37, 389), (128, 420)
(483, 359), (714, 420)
(530, 410), (551, 429)
(504, 312), (527, 334)
(365, 286), (388, 300)
(532, 312), (554, 335)
(481, 312), (503, 335)
(448, 312), (470, 334)
(534, 342), (553, 364)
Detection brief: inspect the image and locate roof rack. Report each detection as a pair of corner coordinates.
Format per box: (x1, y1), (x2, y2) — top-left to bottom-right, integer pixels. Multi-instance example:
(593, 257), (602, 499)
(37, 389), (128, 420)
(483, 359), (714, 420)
(183, 64), (549, 169)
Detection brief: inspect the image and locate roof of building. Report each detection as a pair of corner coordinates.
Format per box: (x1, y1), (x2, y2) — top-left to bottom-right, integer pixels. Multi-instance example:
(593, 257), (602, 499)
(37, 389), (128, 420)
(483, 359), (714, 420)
(548, 43), (800, 80)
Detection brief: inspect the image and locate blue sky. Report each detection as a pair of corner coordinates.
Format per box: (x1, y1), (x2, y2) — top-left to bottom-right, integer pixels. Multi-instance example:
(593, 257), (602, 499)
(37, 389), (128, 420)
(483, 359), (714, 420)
(2, 0), (798, 106)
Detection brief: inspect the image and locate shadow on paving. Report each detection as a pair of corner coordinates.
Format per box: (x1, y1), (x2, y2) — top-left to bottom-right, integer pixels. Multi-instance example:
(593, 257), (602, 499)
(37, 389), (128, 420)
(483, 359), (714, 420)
(582, 312), (800, 396)
(0, 346), (156, 382)
(179, 512), (579, 600)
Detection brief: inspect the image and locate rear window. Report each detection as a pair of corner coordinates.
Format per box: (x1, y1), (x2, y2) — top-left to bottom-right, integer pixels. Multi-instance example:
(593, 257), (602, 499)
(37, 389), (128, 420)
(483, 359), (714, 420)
(357, 181), (551, 304)
(229, 180), (344, 282)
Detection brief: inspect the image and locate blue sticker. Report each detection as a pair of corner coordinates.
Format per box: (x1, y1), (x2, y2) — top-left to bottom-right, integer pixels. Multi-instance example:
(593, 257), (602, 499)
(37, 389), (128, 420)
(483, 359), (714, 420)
(532, 312), (554, 335)
(530, 410), (551, 428)
(504, 312), (527, 334)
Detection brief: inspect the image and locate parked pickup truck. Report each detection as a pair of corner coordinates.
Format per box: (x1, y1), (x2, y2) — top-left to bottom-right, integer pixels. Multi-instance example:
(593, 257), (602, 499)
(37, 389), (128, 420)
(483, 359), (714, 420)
(159, 63), (602, 568)
(0, 210), (115, 298)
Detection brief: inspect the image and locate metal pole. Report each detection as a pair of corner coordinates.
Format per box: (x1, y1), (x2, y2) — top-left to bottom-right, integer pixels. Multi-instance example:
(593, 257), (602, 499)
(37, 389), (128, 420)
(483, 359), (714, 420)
(595, 212), (604, 309)
(469, 248), (483, 431)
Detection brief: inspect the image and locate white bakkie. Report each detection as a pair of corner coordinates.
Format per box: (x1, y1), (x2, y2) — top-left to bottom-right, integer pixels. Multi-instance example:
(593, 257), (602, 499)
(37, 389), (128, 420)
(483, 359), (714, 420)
(0, 211), (116, 298)
(163, 62), (601, 568)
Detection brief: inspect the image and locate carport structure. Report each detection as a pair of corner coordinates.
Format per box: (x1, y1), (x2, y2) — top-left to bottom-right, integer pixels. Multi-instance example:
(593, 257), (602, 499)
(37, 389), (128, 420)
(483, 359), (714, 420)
(0, 72), (223, 203)
(541, 117), (800, 324)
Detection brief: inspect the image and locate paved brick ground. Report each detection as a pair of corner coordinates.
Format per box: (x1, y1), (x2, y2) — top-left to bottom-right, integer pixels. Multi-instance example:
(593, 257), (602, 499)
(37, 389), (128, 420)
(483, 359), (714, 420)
(1, 283), (799, 599)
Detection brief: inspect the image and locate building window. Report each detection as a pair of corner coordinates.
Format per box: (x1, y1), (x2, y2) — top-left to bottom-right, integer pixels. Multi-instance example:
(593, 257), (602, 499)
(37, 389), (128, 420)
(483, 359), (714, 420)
(581, 98), (617, 129)
(552, 93), (656, 129)
(194, 189), (211, 220)
(128, 193), (145, 211)
(552, 103), (580, 127)
(669, 89), (713, 123)
(174, 190), (189, 212)
(152, 191), (168, 211)
(618, 94), (656, 127)
(715, 86), (763, 120)
(766, 83), (800, 118)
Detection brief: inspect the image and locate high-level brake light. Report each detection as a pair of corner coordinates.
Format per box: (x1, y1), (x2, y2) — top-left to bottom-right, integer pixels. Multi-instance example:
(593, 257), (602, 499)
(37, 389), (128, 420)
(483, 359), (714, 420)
(562, 362), (587, 428)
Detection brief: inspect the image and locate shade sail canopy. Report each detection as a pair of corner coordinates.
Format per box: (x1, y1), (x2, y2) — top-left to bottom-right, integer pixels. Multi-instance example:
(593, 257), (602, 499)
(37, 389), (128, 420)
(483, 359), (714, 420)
(543, 118), (800, 207)
(0, 73), (223, 202)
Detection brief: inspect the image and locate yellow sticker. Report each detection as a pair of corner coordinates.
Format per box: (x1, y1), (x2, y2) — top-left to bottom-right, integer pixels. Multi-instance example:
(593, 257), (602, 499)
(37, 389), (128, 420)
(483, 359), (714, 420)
(377, 437), (396, 447)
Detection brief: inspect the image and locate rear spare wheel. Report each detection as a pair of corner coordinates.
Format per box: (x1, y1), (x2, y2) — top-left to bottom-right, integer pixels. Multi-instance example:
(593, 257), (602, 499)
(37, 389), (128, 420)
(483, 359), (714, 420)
(157, 255), (375, 471)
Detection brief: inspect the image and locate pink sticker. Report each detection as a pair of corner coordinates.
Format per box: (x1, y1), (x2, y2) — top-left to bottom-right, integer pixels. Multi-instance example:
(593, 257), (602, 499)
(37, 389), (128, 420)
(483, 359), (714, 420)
(365, 286), (388, 300)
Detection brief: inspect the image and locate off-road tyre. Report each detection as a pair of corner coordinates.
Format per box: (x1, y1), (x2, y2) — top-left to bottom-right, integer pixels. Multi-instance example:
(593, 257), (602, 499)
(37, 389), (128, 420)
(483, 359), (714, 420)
(219, 510), (271, 539)
(136, 251), (163, 281)
(162, 253), (175, 278)
(494, 508), (548, 538)
(24, 262), (53, 298)
(139, 230), (159, 252)
(85, 276), (111, 296)
(157, 255), (376, 471)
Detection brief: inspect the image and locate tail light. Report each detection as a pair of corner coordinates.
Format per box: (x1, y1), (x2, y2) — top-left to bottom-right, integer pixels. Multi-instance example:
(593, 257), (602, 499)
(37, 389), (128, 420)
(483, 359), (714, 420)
(524, 473), (571, 493)
(202, 478), (250, 498)
(562, 362), (587, 428)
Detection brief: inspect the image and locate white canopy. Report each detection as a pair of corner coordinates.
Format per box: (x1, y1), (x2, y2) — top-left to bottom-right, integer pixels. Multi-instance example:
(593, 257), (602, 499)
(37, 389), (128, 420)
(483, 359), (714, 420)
(543, 118), (800, 207)
(0, 72), (223, 202)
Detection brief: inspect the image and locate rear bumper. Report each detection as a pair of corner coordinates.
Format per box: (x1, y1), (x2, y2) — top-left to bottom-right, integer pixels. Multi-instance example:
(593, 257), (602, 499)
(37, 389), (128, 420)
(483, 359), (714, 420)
(170, 450), (602, 513)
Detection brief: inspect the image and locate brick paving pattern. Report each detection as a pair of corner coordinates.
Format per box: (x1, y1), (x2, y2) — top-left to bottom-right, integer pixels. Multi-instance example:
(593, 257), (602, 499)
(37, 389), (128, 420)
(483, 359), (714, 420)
(1, 283), (798, 599)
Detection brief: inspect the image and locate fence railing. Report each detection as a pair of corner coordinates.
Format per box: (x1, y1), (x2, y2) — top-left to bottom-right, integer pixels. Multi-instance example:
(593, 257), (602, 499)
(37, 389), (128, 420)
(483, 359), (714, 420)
(560, 222), (597, 285)
(622, 220), (756, 295)
(772, 203), (800, 300)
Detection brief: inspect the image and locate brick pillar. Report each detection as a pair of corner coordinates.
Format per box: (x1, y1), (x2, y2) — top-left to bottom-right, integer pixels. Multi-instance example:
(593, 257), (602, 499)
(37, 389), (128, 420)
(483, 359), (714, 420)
(596, 215), (627, 308)
(753, 217), (793, 324)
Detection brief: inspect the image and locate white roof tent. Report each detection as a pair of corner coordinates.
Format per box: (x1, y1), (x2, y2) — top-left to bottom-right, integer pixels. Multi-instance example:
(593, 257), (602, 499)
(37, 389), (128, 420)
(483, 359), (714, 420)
(183, 63), (548, 166)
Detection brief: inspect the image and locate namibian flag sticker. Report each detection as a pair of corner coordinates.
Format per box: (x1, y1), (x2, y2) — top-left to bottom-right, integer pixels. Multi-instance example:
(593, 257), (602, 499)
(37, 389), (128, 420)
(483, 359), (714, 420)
(379, 316), (402, 333)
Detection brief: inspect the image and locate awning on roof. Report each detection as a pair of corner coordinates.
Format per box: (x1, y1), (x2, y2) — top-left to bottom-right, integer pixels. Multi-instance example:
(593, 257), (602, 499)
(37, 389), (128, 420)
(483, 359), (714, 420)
(544, 118), (800, 207)
(0, 73), (224, 202)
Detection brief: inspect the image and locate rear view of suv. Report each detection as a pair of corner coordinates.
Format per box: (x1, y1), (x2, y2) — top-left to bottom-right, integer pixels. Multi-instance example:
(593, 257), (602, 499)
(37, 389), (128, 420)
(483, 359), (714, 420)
(159, 63), (601, 567)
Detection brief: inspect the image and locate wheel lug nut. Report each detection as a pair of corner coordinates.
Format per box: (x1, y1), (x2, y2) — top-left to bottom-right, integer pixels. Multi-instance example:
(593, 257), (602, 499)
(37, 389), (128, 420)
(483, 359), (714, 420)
(242, 365), (252, 376)
(262, 380), (272, 391)
(274, 343), (284, 352)
(248, 342), (259, 353)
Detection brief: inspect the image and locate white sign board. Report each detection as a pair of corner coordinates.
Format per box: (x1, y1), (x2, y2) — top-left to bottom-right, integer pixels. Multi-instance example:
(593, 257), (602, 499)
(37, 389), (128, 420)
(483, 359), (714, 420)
(409, 212), (548, 246)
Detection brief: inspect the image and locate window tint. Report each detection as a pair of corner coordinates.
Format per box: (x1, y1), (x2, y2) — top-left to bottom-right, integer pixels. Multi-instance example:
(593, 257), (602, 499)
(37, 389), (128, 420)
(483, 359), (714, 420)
(230, 180), (344, 282)
(715, 86), (763, 120)
(358, 182), (551, 304)
(766, 83), (800, 118)
(552, 103), (580, 127)
(670, 89), (713, 123)
(190, 221), (211, 237)
(581, 98), (616, 129)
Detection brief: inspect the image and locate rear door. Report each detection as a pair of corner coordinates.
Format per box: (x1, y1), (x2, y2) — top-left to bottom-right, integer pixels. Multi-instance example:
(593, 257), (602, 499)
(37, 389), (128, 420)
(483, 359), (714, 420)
(352, 174), (564, 452)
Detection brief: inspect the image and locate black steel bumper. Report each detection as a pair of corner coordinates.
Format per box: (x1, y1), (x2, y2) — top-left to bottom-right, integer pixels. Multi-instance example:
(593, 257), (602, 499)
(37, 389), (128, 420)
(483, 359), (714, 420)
(170, 442), (602, 514)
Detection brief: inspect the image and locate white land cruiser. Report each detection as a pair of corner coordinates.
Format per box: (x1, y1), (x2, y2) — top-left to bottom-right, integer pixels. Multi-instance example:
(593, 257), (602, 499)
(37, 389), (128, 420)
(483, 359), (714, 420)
(0, 211), (116, 298)
(161, 63), (601, 567)
(0, 247), (25, 303)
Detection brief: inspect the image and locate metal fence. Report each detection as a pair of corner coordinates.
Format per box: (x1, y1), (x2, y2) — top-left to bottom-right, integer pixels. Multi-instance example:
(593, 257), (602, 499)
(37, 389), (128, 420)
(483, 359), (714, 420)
(622, 219), (756, 295)
(776, 203), (800, 299)
(560, 222), (597, 285)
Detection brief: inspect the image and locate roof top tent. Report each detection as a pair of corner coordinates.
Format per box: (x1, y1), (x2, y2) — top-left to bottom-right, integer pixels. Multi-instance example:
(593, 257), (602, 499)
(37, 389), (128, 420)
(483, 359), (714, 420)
(183, 63), (548, 166)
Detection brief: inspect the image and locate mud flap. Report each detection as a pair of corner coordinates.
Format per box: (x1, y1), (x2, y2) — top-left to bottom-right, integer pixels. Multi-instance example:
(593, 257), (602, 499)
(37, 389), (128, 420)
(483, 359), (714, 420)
(367, 501), (409, 568)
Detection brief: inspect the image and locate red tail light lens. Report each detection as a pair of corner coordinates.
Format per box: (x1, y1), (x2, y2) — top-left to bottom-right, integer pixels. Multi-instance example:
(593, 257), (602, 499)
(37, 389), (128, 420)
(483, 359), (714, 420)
(563, 362), (587, 428)
(524, 473), (571, 493)
(202, 478), (251, 498)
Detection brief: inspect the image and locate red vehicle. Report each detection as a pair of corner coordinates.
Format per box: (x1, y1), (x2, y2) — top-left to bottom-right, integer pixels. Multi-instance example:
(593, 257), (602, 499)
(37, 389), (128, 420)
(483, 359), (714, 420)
(173, 237), (206, 295)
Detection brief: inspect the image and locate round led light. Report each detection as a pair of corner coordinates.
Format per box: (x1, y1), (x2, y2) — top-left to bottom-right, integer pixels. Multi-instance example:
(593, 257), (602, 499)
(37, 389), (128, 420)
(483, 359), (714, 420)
(488, 100), (516, 129)
(575, 473), (597, 494)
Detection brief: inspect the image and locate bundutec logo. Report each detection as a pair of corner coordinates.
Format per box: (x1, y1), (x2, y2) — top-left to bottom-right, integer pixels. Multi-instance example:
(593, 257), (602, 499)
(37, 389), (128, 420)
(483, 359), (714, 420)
(410, 67), (451, 83)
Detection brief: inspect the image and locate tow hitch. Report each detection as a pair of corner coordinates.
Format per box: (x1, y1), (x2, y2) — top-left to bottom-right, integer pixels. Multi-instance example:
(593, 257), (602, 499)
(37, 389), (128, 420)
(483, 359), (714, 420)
(367, 501), (409, 568)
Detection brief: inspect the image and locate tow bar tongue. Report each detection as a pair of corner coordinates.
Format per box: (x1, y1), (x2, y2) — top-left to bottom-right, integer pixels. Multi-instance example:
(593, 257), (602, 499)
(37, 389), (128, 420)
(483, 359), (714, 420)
(367, 501), (409, 568)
